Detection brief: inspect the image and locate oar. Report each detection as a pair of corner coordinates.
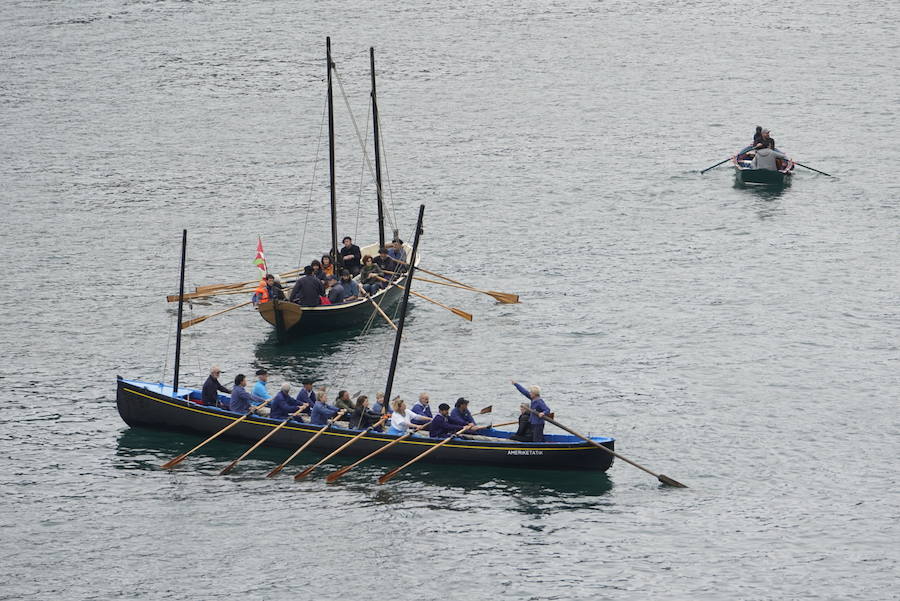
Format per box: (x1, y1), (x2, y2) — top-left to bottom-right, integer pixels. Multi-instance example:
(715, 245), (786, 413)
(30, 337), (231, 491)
(794, 162), (832, 177)
(181, 300), (252, 329)
(194, 268), (302, 295)
(373, 275), (472, 321)
(699, 156), (734, 174)
(293, 415), (389, 480)
(358, 287), (398, 330)
(324, 429), (416, 483)
(265, 410), (347, 477)
(522, 407), (687, 488)
(219, 405), (309, 475)
(490, 420), (519, 428)
(391, 263), (519, 304)
(160, 399), (272, 469)
(377, 424), (473, 484)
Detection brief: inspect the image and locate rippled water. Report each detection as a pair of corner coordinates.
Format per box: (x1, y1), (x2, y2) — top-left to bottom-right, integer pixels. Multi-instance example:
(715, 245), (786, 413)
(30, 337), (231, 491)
(2, 1), (898, 599)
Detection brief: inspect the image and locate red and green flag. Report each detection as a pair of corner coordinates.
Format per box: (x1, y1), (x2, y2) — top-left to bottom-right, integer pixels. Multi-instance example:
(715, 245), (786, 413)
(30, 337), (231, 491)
(253, 236), (268, 274)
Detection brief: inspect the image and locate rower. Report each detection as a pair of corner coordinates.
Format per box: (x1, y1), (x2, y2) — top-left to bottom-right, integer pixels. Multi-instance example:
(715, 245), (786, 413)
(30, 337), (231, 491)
(387, 398), (431, 435)
(450, 398), (488, 432)
(201, 366), (231, 407)
(349, 396), (384, 430)
(297, 379), (315, 414)
(429, 403), (467, 438)
(230, 374), (267, 415)
(334, 390), (355, 413)
(412, 393), (433, 418)
(511, 380), (551, 442)
(751, 139), (787, 171)
(310, 391), (340, 425)
(270, 383), (308, 420)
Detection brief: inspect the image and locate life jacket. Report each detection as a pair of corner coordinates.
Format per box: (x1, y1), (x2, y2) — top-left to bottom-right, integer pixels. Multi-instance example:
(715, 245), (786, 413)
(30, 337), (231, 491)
(254, 281), (270, 304)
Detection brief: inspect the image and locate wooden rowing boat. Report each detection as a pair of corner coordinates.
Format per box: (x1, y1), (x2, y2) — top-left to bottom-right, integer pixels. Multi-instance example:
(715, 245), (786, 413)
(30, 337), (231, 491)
(732, 145), (795, 186)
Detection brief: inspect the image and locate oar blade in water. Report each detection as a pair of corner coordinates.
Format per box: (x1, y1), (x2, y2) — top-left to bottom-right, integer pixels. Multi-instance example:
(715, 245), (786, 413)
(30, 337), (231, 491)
(658, 474), (688, 488)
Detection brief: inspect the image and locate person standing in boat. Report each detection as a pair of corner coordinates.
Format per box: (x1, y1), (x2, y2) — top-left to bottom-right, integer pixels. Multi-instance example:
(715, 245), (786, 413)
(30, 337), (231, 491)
(450, 398), (488, 432)
(310, 391), (341, 425)
(511, 381), (551, 442)
(201, 366), (231, 407)
(290, 265), (324, 307)
(270, 383), (309, 420)
(751, 139), (787, 171)
(387, 398), (431, 435)
(339, 236), (362, 276)
(230, 374), (268, 415)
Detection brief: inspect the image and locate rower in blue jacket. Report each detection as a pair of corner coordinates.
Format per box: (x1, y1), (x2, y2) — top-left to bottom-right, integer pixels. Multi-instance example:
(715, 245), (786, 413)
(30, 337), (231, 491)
(296, 380), (316, 414)
(450, 398), (487, 432)
(269, 383), (308, 420)
(430, 403), (468, 438)
(310, 393), (341, 425)
(512, 380), (551, 442)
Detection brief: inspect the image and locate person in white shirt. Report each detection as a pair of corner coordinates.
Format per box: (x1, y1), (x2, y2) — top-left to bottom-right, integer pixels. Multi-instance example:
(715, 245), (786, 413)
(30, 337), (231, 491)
(387, 398), (431, 435)
(751, 140), (787, 171)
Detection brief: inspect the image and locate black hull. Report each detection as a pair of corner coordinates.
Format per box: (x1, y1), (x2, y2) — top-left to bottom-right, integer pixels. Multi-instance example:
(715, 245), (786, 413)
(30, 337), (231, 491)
(116, 380), (615, 473)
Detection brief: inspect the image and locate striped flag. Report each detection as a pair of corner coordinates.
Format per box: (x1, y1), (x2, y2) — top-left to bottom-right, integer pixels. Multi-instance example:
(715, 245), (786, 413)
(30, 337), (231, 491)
(253, 236), (268, 274)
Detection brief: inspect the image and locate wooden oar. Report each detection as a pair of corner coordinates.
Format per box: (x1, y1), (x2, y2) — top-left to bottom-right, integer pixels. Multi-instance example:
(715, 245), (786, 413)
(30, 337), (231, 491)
(391, 263), (519, 304)
(794, 162), (832, 177)
(265, 410), (346, 477)
(700, 156), (734, 174)
(522, 407), (687, 488)
(181, 300), (252, 329)
(490, 420), (519, 428)
(373, 275), (472, 321)
(293, 415), (389, 480)
(218, 405), (309, 475)
(377, 424), (473, 484)
(194, 268), (302, 295)
(160, 399), (272, 469)
(324, 430), (416, 483)
(358, 287), (398, 330)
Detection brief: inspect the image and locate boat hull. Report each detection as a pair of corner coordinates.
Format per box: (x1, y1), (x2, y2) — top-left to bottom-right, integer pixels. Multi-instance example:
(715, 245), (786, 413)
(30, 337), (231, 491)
(735, 167), (792, 186)
(116, 379), (615, 472)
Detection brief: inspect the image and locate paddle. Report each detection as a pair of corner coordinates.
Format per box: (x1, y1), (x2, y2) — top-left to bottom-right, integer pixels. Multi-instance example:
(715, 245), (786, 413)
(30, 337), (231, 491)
(794, 162), (832, 177)
(324, 429), (415, 483)
(194, 268), (302, 295)
(377, 424), (473, 484)
(181, 300), (253, 329)
(391, 263), (519, 304)
(160, 399), (272, 469)
(293, 415), (390, 480)
(265, 410), (346, 477)
(373, 275), (472, 321)
(522, 406), (687, 488)
(219, 404), (309, 475)
(700, 156), (734, 174)
(358, 287), (398, 330)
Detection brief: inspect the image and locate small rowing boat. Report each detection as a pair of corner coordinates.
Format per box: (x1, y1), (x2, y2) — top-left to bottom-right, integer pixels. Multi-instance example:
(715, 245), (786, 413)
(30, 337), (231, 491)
(731, 145), (795, 186)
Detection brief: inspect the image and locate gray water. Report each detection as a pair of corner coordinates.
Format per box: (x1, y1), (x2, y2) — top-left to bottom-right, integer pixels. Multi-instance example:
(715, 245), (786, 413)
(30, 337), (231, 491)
(1, 1), (898, 599)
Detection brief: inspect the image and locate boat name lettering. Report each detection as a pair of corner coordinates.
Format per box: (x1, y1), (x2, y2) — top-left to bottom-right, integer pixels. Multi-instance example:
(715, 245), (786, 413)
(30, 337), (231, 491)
(507, 449), (543, 456)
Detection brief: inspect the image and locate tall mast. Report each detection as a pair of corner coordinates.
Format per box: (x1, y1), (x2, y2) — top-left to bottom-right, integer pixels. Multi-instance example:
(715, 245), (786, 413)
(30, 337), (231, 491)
(370, 46), (386, 250)
(326, 37), (340, 271)
(173, 229), (187, 395)
(383, 204), (425, 404)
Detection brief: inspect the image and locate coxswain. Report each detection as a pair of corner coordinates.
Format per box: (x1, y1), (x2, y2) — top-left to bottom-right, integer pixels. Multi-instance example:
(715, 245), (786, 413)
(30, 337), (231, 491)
(450, 398), (488, 432)
(269, 382), (309, 420)
(511, 381), (551, 442)
(201, 366), (231, 407)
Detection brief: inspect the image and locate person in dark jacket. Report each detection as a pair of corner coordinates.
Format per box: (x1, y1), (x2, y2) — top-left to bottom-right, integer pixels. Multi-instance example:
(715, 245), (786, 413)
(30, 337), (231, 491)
(290, 265), (325, 306)
(297, 379), (316, 413)
(373, 247), (396, 277)
(411, 393), (433, 418)
(349, 396), (385, 430)
(339, 236), (362, 276)
(325, 274), (346, 304)
(509, 404), (533, 442)
(310, 392), (342, 425)
(201, 366), (230, 406)
(230, 374), (266, 414)
(450, 398), (488, 432)
(269, 382), (309, 420)
(752, 125), (764, 148)
(512, 380), (551, 442)
(429, 403), (469, 438)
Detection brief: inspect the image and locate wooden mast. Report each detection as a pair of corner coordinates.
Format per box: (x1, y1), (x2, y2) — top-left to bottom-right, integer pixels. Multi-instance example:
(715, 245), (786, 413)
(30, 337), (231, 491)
(383, 204), (425, 404)
(173, 229), (187, 395)
(370, 46), (386, 250)
(326, 37), (340, 272)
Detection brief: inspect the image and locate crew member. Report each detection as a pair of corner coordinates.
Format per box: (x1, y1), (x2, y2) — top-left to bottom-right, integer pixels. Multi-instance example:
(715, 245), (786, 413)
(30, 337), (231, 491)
(450, 398), (488, 432)
(290, 265), (325, 307)
(310, 391), (342, 425)
(512, 380), (551, 442)
(270, 383), (308, 420)
(412, 392), (433, 418)
(339, 236), (363, 276)
(201, 366), (231, 407)
(429, 403), (469, 438)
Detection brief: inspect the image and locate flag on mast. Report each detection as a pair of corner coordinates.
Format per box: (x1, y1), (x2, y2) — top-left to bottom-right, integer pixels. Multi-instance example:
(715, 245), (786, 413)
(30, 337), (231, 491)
(254, 236), (268, 274)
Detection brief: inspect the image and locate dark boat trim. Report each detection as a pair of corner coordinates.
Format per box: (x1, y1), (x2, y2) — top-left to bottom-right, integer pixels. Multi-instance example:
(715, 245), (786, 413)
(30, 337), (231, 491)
(117, 379), (615, 472)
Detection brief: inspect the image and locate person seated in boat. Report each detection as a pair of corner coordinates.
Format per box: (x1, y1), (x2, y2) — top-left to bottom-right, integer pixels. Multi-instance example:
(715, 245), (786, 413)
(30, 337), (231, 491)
(509, 403), (534, 442)
(338, 269), (360, 302)
(201, 366), (231, 407)
(752, 125), (764, 148)
(324, 274), (345, 304)
(252, 369), (270, 402)
(370, 391), (391, 415)
(360, 255), (385, 295)
(429, 403), (469, 438)
(334, 390), (355, 413)
(349, 396), (385, 430)
(373, 247), (397, 279)
(320, 255), (336, 278)
(753, 128), (775, 150)
(251, 277), (270, 306)
(511, 380), (551, 442)
(412, 392), (433, 418)
(290, 265), (325, 307)
(310, 391), (341, 425)
(297, 379), (316, 413)
(450, 398), (489, 432)
(229, 374), (269, 415)
(339, 236), (362, 276)
(751, 139), (787, 171)
(387, 239), (407, 269)
(270, 382), (309, 420)
(310, 259), (324, 280)
(387, 398), (431, 435)
(267, 274), (286, 301)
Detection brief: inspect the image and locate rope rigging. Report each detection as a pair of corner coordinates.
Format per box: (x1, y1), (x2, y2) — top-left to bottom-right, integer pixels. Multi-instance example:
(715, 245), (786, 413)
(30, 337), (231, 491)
(296, 96), (329, 269)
